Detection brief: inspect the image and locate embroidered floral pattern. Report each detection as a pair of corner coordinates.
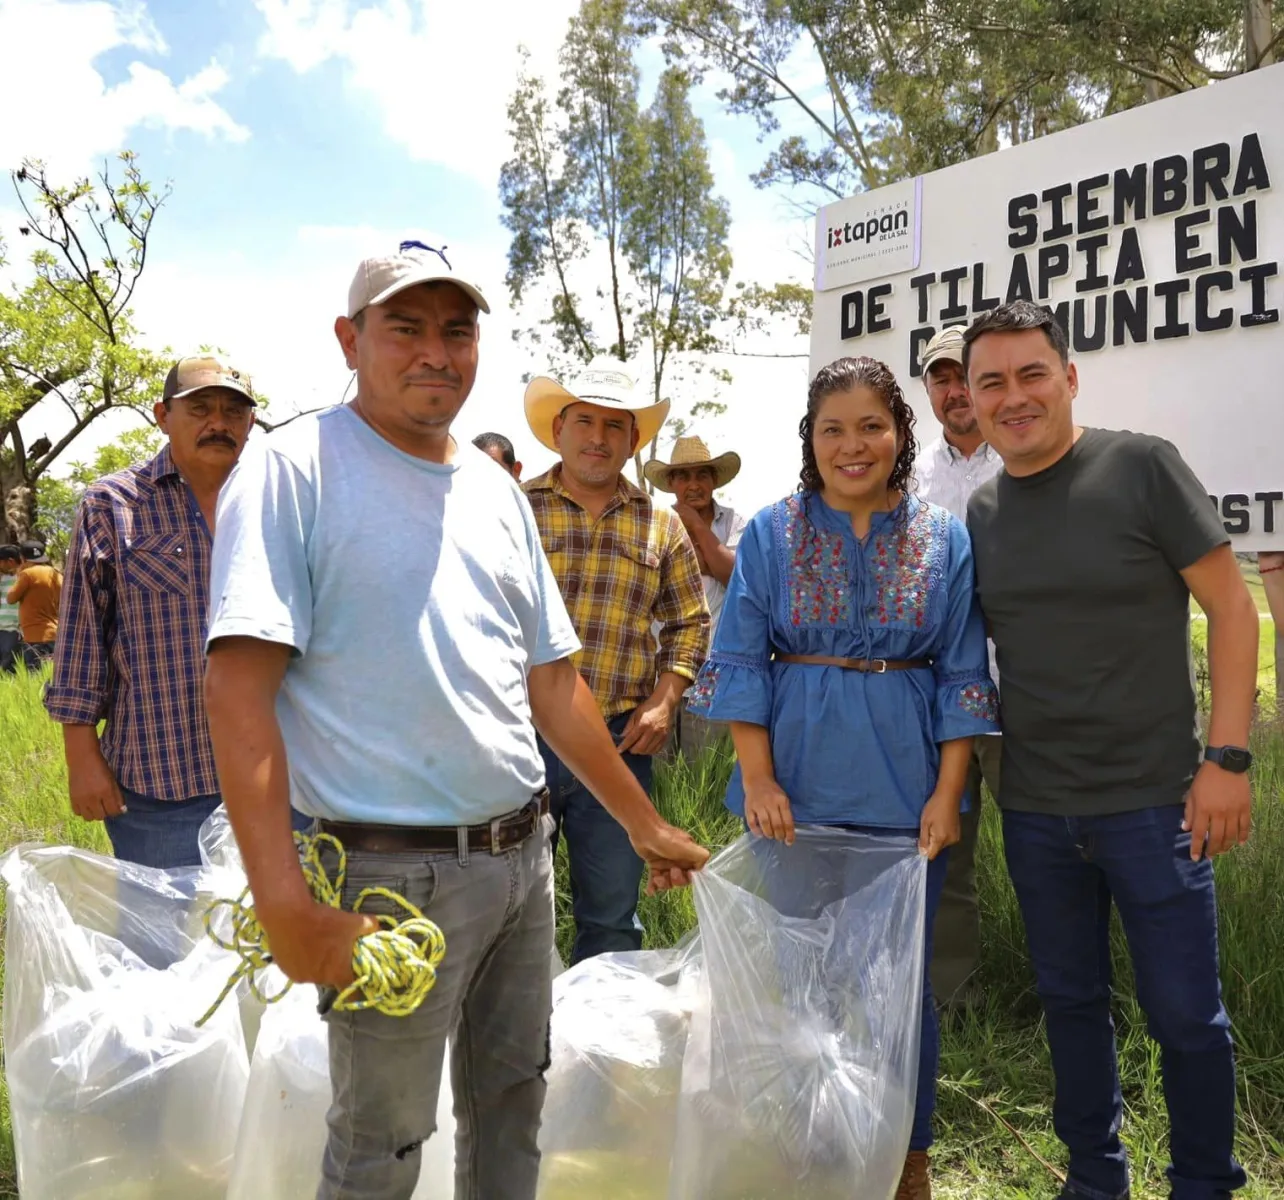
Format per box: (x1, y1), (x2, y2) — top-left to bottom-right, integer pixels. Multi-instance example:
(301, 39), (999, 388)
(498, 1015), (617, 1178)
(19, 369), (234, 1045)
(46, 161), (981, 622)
(868, 505), (940, 629)
(781, 496), (851, 627)
(687, 662), (721, 714)
(958, 680), (999, 722)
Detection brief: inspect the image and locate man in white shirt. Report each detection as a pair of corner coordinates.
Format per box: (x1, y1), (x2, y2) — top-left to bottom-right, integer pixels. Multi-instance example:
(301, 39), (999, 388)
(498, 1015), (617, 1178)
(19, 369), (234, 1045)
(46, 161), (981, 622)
(645, 436), (746, 757)
(914, 324), (1004, 1009)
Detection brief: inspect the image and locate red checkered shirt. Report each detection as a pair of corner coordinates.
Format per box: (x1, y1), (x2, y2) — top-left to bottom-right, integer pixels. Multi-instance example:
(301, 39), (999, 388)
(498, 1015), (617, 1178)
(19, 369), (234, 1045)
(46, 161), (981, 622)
(44, 447), (220, 801)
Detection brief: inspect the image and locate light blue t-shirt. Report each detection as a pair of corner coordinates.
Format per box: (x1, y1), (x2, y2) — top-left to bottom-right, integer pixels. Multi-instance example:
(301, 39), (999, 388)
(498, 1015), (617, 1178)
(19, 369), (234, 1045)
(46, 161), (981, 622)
(206, 405), (581, 826)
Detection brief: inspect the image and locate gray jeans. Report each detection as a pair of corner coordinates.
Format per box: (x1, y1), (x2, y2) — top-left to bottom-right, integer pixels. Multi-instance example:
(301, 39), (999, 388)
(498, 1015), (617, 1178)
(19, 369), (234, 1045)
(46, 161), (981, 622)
(317, 815), (556, 1200)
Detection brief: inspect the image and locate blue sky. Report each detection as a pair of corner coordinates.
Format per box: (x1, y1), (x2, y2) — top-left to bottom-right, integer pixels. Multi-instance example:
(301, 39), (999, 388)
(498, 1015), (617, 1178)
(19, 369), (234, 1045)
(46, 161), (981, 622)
(0, 0), (823, 512)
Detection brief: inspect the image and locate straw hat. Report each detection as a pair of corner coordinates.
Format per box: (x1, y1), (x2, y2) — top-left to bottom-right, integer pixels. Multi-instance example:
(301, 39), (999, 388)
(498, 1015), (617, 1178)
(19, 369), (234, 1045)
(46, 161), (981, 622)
(643, 436), (741, 493)
(523, 357), (670, 453)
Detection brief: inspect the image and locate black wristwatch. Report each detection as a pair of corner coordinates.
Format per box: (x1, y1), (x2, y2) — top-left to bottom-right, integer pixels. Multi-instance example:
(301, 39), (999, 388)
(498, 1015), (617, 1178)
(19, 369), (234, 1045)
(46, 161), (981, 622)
(1204, 745), (1253, 774)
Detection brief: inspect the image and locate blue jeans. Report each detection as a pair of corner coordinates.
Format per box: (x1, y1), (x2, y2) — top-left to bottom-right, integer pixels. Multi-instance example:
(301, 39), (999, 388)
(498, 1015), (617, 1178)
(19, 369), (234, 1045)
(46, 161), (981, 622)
(1002, 805), (1246, 1200)
(538, 709), (652, 965)
(107, 789), (313, 870)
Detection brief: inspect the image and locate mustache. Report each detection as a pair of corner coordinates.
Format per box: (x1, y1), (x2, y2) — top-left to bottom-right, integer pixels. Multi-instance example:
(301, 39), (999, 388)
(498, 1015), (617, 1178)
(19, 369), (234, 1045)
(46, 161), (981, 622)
(406, 370), (461, 387)
(198, 433), (237, 448)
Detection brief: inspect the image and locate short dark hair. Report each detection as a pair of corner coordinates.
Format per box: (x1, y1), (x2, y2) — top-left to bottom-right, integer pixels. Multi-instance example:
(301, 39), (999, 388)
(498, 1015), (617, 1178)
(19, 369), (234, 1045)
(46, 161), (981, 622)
(962, 300), (1069, 374)
(472, 432), (516, 468)
(0, 544), (19, 561)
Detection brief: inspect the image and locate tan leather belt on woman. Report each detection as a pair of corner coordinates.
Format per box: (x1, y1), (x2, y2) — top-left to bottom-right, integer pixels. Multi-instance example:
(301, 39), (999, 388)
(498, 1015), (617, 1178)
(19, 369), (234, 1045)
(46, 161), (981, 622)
(318, 791), (550, 856)
(774, 653), (931, 674)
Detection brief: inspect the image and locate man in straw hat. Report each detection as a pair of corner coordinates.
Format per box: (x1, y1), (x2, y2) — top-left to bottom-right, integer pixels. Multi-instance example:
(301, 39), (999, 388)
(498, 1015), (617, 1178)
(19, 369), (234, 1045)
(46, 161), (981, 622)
(914, 323), (1005, 1012)
(204, 249), (709, 1200)
(523, 357), (711, 964)
(644, 435), (745, 757)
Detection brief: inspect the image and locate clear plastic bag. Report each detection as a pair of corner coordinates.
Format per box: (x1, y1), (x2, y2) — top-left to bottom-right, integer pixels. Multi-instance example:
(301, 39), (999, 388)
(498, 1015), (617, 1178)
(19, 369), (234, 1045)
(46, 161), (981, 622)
(226, 967), (457, 1200)
(671, 829), (925, 1200)
(0, 843), (251, 1200)
(536, 828), (925, 1200)
(537, 938), (702, 1199)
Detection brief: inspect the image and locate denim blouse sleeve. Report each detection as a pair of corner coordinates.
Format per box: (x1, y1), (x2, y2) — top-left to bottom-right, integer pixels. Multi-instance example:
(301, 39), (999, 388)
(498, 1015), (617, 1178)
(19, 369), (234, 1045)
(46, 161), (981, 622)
(931, 514), (1000, 741)
(687, 509), (773, 725)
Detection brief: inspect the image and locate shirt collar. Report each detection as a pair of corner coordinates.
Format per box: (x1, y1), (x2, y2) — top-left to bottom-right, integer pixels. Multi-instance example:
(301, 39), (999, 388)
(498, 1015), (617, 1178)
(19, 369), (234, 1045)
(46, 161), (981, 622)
(142, 445), (180, 482)
(940, 438), (992, 464)
(529, 463), (648, 513)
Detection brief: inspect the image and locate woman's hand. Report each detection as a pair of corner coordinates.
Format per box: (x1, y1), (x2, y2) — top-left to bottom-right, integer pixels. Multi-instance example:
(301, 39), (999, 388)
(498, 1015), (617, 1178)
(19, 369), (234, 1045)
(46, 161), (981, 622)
(918, 791), (962, 860)
(744, 777), (795, 844)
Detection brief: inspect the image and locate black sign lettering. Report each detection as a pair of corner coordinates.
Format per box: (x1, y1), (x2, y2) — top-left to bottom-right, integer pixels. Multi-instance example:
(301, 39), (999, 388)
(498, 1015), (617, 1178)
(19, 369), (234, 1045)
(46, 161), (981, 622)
(1112, 286), (1149, 345)
(908, 326), (936, 378)
(1153, 278), (1191, 339)
(909, 273), (936, 325)
(840, 289), (864, 339)
(1232, 133), (1270, 195)
(1240, 262), (1280, 327)
(1038, 244), (1071, 299)
(1042, 183), (1075, 241)
(1113, 227), (1146, 285)
(1192, 142), (1232, 205)
(1077, 174), (1110, 233)
(1194, 271), (1235, 332)
(1153, 155), (1188, 216)
(1175, 210), (1213, 273)
(868, 283), (893, 333)
(1006, 254), (1034, 303)
(1008, 195), (1038, 249)
(1114, 163), (1148, 225)
(1217, 202), (1258, 265)
(1073, 295), (1108, 351)
(1076, 234), (1111, 292)
(1221, 494), (1251, 535)
(972, 262), (1000, 312)
(1256, 492), (1284, 535)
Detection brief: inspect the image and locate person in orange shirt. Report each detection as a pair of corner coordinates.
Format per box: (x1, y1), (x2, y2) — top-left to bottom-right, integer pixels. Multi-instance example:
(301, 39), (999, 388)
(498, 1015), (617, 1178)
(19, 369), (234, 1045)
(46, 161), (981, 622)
(7, 540), (62, 670)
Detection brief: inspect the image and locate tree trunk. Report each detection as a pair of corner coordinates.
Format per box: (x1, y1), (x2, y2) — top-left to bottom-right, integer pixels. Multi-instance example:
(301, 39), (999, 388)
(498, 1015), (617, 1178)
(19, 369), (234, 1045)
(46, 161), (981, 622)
(2, 468), (36, 543)
(1245, 0), (1276, 69)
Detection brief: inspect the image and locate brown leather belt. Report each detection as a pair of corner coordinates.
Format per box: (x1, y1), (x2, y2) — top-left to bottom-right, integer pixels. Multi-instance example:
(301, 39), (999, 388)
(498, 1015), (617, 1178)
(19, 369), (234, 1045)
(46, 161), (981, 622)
(318, 791), (550, 856)
(774, 653), (931, 674)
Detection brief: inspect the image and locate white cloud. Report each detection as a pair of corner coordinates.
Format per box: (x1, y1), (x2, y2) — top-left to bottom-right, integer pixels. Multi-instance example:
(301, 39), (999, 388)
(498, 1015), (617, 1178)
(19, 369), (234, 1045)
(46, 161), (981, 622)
(0, 0), (248, 171)
(253, 0), (577, 188)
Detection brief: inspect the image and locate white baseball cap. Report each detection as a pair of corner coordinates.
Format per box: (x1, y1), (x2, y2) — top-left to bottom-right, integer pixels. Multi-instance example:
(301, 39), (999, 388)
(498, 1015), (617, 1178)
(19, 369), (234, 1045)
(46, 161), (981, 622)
(347, 241), (490, 318)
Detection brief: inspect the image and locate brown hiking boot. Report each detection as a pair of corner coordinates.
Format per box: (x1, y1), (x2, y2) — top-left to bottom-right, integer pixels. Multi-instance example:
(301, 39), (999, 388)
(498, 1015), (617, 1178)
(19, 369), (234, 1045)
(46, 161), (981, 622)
(895, 1150), (931, 1200)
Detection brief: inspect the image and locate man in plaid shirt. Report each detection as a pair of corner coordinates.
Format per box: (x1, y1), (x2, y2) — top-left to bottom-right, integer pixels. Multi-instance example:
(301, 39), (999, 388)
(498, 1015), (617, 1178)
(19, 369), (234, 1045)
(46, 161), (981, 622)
(523, 358), (710, 963)
(44, 355), (262, 868)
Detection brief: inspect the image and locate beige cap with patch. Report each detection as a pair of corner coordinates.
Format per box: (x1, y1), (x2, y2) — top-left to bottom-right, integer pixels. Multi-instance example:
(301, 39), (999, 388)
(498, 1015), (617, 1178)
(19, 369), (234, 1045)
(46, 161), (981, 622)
(347, 241), (490, 318)
(163, 354), (256, 405)
(920, 325), (966, 373)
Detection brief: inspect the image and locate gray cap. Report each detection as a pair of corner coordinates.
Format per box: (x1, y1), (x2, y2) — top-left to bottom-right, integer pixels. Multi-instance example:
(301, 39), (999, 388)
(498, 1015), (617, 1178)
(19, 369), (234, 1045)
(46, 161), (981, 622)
(921, 325), (966, 373)
(347, 241), (489, 318)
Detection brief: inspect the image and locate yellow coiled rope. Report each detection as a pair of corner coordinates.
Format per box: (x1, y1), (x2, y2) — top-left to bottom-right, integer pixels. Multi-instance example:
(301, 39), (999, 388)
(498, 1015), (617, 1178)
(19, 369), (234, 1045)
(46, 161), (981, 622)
(196, 830), (446, 1028)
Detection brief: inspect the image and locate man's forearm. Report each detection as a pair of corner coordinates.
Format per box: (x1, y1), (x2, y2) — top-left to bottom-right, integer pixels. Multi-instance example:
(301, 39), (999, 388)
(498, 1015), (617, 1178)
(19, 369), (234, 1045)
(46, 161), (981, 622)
(648, 670), (689, 712)
(62, 723), (104, 767)
(1206, 600), (1258, 747)
(700, 539), (736, 586)
(205, 645), (312, 917)
(529, 660), (664, 835)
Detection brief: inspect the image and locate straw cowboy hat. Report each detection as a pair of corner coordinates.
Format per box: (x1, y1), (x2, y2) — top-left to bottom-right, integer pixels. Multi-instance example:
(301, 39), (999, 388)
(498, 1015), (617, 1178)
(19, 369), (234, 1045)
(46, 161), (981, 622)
(523, 357), (670, 452)
(643, 436), (741, 493)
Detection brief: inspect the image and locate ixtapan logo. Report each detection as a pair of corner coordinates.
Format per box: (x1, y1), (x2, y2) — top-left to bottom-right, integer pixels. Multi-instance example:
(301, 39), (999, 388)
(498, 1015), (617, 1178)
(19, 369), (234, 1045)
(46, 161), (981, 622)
(826, 204), (911, 250)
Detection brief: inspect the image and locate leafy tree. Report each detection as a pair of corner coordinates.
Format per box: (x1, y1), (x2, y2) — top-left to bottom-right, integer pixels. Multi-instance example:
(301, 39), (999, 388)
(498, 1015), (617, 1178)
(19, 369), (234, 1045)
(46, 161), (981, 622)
(500, 0), (734, 481)
(0, 152), (170, 542)
(638, 0), (1280, 203)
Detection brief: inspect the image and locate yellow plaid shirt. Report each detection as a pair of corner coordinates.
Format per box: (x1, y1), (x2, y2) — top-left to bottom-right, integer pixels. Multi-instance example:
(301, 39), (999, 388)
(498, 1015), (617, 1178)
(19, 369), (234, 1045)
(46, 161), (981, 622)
(523, 466), (710, 718)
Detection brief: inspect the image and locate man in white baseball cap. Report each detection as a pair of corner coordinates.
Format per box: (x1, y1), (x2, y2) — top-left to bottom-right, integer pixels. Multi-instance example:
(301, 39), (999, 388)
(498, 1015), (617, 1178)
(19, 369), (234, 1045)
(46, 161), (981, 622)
(204, 245), (709, 1200)
(523, 357), (711, 966)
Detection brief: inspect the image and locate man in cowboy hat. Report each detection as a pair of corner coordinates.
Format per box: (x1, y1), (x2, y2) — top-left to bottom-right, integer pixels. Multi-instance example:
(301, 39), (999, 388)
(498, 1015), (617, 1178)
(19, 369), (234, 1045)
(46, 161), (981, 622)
(523, 356), (711, 964)
(644, 436), (745, 757)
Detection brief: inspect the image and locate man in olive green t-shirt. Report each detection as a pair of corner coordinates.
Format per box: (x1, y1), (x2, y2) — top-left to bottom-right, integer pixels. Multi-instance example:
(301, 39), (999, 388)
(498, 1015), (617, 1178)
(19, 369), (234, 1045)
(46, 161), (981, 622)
(964, 301), (1258, 1200)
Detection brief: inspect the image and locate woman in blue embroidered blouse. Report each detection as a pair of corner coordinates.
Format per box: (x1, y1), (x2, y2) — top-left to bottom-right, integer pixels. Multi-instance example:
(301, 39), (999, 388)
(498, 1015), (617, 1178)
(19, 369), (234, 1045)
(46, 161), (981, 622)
(688, 356), (999, 1199)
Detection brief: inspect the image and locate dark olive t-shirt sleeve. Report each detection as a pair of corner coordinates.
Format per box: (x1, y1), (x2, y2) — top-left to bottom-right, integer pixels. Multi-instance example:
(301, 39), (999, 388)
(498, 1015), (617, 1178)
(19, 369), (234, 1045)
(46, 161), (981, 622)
(1145, 438), (1229, 572)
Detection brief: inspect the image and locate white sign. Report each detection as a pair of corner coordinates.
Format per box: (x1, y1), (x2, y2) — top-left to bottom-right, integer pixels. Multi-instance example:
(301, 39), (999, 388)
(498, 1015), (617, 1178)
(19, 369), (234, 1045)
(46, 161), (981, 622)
(810, 64), (1284, 550)
(814, 177), (922, 290)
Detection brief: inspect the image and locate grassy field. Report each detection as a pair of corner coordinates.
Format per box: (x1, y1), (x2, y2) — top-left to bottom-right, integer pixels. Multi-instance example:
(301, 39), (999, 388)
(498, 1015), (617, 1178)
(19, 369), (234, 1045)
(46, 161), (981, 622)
(3, 660), (1283, 1199)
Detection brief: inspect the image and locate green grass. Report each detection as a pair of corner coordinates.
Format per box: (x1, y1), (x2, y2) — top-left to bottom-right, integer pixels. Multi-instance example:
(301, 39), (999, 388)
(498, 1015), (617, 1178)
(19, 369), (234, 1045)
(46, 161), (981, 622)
(3, 668), (1283, 1199)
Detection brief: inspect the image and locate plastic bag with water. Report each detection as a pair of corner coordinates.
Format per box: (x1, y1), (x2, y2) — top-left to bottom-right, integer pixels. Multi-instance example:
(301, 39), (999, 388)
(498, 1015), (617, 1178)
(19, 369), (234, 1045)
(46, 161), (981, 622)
(538, 828), (925, 1200)
(0, 843), (250, 1200)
